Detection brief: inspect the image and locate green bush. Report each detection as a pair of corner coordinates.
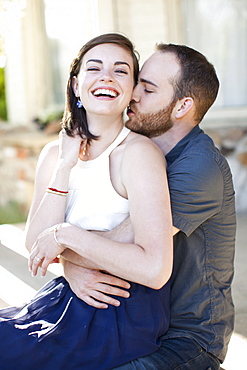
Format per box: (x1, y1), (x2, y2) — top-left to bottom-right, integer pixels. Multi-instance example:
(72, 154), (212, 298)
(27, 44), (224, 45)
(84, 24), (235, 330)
(0, 67), (7, 121)
(0, 201), (27, 225)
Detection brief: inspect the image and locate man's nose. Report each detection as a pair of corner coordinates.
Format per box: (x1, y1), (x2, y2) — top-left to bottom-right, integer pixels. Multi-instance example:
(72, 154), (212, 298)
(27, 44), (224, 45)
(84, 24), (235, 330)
(131, 84), (140, 102)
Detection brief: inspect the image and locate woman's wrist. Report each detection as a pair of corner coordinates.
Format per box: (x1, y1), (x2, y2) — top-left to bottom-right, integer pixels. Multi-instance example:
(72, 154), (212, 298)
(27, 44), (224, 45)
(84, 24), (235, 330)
(56, 223), (77, 250)
(58, 223), (87, 256)
(54, 224), (64, 248)
(55, 157), (76, 172)
(55, 222), (67, 246)
(47, 159), (72, 192)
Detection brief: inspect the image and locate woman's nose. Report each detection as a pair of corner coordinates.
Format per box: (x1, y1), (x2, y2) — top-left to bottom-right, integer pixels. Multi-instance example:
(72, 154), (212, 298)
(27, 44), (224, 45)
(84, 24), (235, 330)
(100, 69), (114, 82)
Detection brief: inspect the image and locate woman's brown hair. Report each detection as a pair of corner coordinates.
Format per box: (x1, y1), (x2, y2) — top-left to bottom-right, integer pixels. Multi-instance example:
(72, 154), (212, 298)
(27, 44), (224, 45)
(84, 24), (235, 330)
(62, 33), (139, 141)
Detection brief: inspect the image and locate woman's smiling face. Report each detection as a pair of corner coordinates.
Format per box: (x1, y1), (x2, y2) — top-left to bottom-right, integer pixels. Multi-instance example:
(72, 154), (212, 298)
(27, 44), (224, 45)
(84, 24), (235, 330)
(73, 43), (135, 119)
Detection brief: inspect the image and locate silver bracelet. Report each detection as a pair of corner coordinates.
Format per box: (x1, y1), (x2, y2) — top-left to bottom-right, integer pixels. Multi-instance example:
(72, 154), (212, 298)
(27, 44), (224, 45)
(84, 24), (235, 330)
(54, 224), (63, 248)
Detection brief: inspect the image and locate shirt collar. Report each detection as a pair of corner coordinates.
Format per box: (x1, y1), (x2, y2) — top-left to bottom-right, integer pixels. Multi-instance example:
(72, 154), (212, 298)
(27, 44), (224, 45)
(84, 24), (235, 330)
(166, 125), (202, 165)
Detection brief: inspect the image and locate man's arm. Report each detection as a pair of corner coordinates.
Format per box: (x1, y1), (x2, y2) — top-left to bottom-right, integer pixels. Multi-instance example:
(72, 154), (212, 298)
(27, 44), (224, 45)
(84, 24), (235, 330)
(97, 216), (134, 243)
(61, 258), (131, 309)
(62, 216), (134, 266)
(61, 217), (134, 308)
(62, 220), (179, 308)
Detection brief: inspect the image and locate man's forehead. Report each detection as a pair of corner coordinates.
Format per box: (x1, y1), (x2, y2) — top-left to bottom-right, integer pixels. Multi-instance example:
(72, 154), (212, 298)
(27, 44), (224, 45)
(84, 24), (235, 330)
(140, 51), (180, 85)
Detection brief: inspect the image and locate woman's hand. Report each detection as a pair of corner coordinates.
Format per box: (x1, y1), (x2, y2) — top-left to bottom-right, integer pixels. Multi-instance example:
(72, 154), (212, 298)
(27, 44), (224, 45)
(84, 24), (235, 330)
(58, 129), (85, 168)
(29, 225), (65, 277)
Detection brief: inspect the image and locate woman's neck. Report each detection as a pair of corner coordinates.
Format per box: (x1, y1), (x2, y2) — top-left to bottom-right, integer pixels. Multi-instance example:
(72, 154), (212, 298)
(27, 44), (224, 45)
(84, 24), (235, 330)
(87, 112), (123, 136)
(80, 115), (124, 161)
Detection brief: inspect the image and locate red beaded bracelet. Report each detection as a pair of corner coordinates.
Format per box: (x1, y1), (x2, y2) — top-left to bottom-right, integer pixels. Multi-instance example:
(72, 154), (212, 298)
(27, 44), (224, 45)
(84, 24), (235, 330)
(47, 187), (68, 194)
(46, 187), (69, 196)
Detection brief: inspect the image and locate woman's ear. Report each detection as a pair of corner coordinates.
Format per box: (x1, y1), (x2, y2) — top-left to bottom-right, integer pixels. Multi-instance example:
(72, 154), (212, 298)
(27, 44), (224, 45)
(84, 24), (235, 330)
(174, 97), (194, 118)
(72, 76), (79, 97)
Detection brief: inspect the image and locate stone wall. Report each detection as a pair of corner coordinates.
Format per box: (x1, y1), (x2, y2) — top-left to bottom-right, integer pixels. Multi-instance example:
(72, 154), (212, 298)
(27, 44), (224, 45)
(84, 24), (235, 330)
(0, 124), (57, 220)
(0, 124), (247, 224)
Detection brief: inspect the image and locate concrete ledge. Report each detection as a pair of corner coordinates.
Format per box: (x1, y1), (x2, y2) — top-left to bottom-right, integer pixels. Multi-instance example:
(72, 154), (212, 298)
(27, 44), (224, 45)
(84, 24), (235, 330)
(0, 223), (62, 308)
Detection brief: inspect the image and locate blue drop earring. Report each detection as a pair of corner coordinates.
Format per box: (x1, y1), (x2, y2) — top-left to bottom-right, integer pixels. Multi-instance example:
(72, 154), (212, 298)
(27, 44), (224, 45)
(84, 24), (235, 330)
(76, 98), (83, 108)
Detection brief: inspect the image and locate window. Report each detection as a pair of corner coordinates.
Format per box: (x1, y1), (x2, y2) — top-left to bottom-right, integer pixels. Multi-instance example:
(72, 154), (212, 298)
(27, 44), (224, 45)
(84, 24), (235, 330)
(183, 0), (247, 112)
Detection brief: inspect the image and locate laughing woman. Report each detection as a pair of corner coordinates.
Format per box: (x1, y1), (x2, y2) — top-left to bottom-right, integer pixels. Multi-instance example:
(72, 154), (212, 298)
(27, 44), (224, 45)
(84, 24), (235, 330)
(0, 34), (173, 369)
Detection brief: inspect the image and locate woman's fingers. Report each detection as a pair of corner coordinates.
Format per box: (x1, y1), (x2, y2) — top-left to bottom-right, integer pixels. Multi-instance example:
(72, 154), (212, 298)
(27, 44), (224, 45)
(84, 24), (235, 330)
(39, 257), (51, 277)
(29, 251), (43, 276)
(28, 228), (64, 277)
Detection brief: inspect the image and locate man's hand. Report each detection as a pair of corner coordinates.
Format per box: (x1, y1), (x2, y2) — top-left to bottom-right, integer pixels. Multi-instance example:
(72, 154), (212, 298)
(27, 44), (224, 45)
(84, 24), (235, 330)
(63, 260), (131, 309)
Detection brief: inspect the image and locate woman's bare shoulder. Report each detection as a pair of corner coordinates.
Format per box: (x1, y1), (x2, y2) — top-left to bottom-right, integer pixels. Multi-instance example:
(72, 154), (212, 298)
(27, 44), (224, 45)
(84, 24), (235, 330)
(41, 139), (59, 154)
(39, 139), (59, 158)
(36, 139), (59, 170)
(125, 130), (149, 142)
(124, 130), (162, 154)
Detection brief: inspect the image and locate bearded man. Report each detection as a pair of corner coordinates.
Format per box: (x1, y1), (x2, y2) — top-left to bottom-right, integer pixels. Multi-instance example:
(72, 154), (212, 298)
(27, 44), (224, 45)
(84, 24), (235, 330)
(63, 44), (236, 370)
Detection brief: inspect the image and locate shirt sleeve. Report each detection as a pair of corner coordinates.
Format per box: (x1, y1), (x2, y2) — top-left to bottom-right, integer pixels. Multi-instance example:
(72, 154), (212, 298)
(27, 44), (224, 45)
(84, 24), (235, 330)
(168, 152), (224, 236)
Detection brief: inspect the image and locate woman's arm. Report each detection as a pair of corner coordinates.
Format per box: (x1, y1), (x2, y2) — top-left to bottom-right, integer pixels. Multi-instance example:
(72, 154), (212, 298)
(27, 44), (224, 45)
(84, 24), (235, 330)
(25, 130), (82, 252)
(65, 138), (173, 288)
(61, 216), (133, 267)
(61, 219), (178, 308)
(30, 137), (173, 289)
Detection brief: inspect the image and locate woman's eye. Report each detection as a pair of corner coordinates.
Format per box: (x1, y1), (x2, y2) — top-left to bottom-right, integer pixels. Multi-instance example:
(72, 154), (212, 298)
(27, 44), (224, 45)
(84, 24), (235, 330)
(144, 88), (154, 93)
(115, 69), (128, 74)
(87, 67), (100, 71)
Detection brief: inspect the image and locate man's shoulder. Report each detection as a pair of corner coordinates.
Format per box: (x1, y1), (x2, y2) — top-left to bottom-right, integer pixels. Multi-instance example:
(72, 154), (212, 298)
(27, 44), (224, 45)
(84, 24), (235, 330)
(187, 130), (216, 152)
(179, 131), (227, 168)
(168, 132), (230, 192)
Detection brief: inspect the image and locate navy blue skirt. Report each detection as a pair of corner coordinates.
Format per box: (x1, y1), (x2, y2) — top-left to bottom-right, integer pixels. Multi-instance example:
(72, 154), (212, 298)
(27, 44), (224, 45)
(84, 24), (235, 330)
(0, 276), (170, 369)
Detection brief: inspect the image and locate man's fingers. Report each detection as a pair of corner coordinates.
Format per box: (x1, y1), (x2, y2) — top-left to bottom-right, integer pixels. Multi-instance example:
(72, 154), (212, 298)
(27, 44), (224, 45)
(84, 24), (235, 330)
(80, 295), (109, 309)
(80, 290), (122, 308)
(101, 274), (131, 290)
(64, 267), (131, 308)
(90, 289), (123, 307)
(99, 283), (130, 299)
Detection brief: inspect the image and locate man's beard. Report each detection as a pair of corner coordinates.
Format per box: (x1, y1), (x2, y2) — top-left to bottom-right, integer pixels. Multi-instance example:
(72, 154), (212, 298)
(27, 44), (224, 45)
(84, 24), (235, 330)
(126, 101), (176, 138)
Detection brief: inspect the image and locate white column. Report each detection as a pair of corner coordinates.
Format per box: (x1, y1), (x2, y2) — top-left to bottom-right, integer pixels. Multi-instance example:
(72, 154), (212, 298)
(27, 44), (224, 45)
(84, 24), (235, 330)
(3, 0), (52, 126)
(97, 0), (115, 33)
(3, 0), (28, 125)
(22, 0), (53, 124)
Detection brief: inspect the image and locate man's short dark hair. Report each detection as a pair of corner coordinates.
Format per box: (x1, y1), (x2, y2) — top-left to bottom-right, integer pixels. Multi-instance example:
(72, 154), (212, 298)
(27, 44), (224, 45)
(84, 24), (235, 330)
(156, 43), (219, 123)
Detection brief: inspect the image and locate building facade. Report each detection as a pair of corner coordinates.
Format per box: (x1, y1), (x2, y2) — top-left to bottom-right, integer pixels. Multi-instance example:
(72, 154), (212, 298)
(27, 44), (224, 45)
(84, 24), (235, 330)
(1, 0), (246, 128)
(0, 0), (247, 217)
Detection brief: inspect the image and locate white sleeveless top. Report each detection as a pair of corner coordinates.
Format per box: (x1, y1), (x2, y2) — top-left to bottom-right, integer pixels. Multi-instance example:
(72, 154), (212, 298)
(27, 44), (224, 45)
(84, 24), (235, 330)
(65, 126), (130, 231)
